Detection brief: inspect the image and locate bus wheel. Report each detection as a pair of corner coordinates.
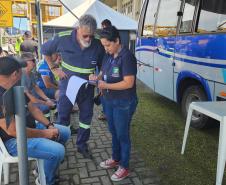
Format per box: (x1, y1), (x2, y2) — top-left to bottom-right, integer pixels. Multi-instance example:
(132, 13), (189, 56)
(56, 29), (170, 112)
(181, 85), (209, 129)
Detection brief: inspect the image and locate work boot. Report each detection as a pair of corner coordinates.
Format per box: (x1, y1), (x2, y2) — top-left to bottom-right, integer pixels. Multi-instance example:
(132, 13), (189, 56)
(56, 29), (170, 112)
(77, 148), (93, 159)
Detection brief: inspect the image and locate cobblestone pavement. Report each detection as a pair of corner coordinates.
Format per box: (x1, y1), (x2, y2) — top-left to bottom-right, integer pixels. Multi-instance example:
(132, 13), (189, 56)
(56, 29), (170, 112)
(6, 106), (160, 185)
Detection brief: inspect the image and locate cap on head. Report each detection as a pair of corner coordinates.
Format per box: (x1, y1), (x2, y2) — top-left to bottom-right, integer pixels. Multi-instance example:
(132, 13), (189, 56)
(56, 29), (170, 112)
(21, 52), (35, 62)
(0, 56), (27, 76)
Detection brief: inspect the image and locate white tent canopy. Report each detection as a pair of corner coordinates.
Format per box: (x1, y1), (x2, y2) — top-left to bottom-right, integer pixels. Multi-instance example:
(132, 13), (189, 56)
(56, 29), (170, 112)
(44, 0), (138, 30)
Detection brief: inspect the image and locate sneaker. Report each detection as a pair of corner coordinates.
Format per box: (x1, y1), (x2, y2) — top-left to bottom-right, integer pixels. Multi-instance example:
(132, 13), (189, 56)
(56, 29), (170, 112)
(100, 158), (119, 169)
(77, 148), (93, 159)
(111, 166), (129, 181)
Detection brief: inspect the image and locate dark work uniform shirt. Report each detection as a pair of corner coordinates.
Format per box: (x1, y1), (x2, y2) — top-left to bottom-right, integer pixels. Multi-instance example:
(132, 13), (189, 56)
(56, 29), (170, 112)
(0, 86), (36, 142)
(101, 46), (137, 100)
(41, 30), (105, 80)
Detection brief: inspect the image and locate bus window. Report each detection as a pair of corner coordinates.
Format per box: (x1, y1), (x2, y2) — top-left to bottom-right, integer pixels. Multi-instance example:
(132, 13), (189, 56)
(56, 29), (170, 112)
(142, 0), (159, 37)
(179, 0), (196, 33)
(197, 0), (226, 33)
(155, 0), (181, 37)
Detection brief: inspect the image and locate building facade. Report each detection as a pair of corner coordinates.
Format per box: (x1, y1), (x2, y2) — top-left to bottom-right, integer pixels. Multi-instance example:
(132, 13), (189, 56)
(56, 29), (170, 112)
(12, 0), (62, 36)
(102, 0), (143, 20)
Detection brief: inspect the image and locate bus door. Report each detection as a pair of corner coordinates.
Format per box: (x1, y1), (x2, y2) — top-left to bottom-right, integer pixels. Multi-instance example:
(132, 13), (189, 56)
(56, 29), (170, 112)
(136, 0), (159, 89)
(153, 0), (182, 100)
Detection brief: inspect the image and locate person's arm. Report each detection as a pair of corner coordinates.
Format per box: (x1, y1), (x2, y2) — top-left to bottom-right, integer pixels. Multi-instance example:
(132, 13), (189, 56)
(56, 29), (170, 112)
(25, 90), (46, 104)
(28, 101), (54, 128)
(33, 85), (55, 107)
(41, 36), (67, 79)
(89, 71), (103, 81)
(44, 55), (67, 79)
(41, 75), (58, 89)
(0, 117), (58, 139)
(34, 85), (49, 101)
(98, 75), (135, 90)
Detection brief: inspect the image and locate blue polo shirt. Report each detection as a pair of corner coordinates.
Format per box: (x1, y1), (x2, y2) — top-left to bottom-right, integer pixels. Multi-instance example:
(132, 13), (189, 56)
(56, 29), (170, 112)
(36, 60), (55, 89)
(41, 30), (104, 80)
(101, 46), (137, 100)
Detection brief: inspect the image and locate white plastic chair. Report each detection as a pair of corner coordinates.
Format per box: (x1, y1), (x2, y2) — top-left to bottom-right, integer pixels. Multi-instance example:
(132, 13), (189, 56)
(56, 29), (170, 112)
(0, 138), (46, 185)
(181, 101), (226, 185)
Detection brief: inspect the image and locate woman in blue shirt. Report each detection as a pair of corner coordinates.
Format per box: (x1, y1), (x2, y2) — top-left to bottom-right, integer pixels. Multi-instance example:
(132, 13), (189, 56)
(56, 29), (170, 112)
(90, 26), (138, 181)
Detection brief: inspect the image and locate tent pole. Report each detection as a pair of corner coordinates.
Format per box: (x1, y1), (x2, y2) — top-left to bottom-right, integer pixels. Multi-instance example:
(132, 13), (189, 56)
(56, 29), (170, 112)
(35, 0), (43, 61)
(58, 0), (79, 20)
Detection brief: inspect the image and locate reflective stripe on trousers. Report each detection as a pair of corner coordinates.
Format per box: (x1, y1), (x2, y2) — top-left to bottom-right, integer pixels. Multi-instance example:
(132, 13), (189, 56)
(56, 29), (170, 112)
(79, 122), (90, 129)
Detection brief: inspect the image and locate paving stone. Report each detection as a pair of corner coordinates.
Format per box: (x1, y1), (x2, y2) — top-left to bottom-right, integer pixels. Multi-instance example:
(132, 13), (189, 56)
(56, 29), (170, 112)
(72, 174), (80, 184)
(92, 183), (102, 185)
(112, 178), (132, 184)
(132, 177), (143, 185)
(79, 167), (89, 178)
(100, 175), (112, 185)
(7, 104), (160, 185)
(81, 177), (99, 184)
(90, 169), (107, 176)
(87, 162), (97, 171)
(100, 151), (109, 160)
(60, 168), (78, 175)
(68, 155), (76, 163)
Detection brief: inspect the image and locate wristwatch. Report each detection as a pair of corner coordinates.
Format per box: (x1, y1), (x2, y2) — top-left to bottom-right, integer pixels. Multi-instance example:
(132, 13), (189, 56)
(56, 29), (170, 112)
(47, 121), (54, 128)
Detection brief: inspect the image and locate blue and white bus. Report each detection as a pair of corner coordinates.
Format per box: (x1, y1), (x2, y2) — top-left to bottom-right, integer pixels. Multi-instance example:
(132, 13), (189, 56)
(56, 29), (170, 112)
(136, 0), (226, 128)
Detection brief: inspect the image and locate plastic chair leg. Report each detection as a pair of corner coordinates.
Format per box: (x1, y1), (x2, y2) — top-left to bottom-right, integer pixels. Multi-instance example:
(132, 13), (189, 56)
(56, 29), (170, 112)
(0, 161), (3, 185)
(37, 159), (46, 185)
(181, 106), (193, 154)
(216, 117), (226, 185)
(3, 163), (9, 184)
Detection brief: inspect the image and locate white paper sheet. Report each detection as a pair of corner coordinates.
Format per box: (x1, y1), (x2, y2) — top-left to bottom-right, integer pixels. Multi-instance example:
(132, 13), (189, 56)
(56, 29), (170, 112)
(66, 76), (87, 105)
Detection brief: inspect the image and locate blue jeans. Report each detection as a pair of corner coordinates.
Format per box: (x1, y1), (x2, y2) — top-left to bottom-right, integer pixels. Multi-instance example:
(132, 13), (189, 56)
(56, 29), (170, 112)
(104, 96), (138, 168)
(4, 123), (71, 185)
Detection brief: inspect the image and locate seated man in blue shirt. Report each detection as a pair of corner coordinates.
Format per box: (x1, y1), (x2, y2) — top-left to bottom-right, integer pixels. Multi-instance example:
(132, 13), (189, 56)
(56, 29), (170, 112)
(37, 53), (59, 100)
(0, 56), (71, 185)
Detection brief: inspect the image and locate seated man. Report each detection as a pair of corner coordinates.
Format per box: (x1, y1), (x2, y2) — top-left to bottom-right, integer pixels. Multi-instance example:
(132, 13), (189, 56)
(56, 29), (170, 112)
(37, 53), (59, 100)
(20, 52), (55, 117)
(0, 56), (71, 185)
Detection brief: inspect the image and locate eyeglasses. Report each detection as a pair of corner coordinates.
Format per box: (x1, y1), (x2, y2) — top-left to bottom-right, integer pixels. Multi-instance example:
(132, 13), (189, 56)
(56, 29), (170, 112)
(82, 34), (94, 39)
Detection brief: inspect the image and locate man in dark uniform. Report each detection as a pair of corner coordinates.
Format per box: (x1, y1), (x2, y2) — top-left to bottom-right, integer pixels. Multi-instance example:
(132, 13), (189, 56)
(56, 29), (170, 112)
(41, 14), (104, 158)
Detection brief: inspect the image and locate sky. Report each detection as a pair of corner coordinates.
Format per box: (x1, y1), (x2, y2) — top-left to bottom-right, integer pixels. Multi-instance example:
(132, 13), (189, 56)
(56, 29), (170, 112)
(13, 0), (85, 31)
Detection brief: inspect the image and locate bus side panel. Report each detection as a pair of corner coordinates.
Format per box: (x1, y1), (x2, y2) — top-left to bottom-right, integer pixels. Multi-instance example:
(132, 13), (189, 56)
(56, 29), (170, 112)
(136, 37), (156, 90)
(174, 34), (226, 101)
(154, 37), (176, 100)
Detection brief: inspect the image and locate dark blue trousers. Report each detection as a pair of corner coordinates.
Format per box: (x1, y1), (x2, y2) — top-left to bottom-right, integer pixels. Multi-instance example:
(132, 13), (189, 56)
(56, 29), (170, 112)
(57, 79), (94, 150)
(104, 96), (138, 168)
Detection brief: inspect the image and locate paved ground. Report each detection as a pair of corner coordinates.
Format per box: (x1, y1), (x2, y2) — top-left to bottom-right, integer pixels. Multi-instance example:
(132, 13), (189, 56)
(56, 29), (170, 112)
(6, 106), (160, 185)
